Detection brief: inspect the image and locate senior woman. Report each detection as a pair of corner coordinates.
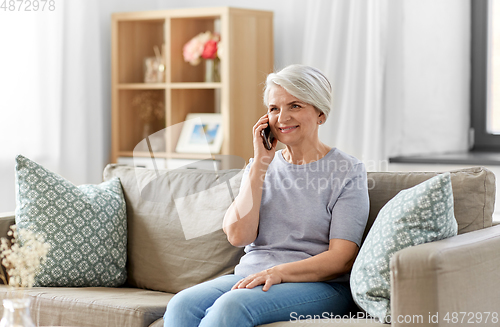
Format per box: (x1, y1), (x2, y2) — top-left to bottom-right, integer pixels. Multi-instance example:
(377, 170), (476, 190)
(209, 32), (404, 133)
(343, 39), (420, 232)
(163, 64), (369, 327)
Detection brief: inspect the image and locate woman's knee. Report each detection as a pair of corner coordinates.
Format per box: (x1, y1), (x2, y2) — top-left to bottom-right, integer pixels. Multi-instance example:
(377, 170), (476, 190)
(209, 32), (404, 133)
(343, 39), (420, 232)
(164, 275), (242, 322)
(164, 289), (196, 317)
(210, 289), (252, 313)
(203, 290), (256, 326)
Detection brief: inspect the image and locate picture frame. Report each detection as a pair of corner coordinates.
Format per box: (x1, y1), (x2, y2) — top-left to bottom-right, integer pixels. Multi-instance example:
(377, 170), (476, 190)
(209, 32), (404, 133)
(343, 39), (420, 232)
(175, 113), (224, 154)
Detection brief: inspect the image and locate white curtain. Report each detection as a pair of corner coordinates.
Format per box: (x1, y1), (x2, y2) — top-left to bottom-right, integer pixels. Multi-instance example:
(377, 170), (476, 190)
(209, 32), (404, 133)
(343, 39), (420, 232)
(58, 0), (106, 182)
(296, 0), (469, 169)
(384, 0), (470, 158)
(0, 9), (63, 213)
(300, 0), (388, 170)
(0, 0), (106, 212)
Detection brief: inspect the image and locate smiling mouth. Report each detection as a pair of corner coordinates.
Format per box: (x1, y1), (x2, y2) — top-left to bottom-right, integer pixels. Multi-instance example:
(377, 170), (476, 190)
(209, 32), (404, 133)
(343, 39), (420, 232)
(279, 126), (299, 133)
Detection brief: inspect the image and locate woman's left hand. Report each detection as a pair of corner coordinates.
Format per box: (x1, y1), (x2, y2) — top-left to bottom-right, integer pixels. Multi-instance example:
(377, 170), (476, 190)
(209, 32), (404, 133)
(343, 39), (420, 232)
(231, 268), (283, 292)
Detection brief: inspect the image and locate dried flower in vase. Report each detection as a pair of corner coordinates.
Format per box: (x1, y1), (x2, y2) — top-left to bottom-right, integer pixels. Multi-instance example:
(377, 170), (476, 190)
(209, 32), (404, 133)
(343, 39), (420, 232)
(131, 91), (165, 124)
(0, 225), (50, 289)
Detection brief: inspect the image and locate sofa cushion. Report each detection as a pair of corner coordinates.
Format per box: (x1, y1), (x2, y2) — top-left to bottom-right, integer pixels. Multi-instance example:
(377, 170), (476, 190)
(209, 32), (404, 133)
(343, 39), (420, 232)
(0, 285), (173, 327)
(15, 155), (127, 287)
(365, 167), (495, 241)
(103, 164), (245, 294)
(350, 173), (458, 322)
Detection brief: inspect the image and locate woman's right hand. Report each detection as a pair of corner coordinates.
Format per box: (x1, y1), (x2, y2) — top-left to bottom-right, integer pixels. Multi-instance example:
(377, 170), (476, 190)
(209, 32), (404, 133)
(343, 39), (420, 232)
(253, 114), (277, 167)
(223, 115), (274, 247)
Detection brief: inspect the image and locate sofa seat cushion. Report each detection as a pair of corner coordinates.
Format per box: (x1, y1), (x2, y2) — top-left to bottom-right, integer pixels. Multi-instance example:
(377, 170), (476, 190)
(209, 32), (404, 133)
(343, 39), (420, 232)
(0, 286), (173, 327)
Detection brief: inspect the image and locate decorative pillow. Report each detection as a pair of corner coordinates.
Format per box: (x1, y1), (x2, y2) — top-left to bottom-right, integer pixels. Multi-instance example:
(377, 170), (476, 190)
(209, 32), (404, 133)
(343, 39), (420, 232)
(15, 155), (127, 287)
(350, 172), (457, 322)
(103, 164), (245, 294)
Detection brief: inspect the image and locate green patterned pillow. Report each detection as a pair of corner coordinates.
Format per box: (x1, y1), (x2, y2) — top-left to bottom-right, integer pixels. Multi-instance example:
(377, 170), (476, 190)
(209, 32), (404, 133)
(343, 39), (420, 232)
(350, 173), (457, 322)
(14, 155), (127, 287)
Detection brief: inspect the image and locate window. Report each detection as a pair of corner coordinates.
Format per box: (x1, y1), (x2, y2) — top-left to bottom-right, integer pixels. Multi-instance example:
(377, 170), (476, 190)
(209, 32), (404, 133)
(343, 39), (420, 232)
(471, 0), (500, 150)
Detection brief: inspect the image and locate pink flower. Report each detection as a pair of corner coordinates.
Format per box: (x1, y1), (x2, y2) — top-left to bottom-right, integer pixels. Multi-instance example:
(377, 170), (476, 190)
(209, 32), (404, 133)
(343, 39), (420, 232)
(183, 31), (220, 65)
(202, 39), (218, 59)
(183, 37), (204, 65)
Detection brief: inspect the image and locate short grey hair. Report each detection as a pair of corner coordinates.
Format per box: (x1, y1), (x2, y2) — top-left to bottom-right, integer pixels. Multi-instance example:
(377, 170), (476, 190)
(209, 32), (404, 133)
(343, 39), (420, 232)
(263, 64), (332, 120)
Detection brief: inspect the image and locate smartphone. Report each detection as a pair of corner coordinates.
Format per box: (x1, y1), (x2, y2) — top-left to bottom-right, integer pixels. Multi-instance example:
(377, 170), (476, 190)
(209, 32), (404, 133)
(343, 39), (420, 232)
(261, 125), (275, 150)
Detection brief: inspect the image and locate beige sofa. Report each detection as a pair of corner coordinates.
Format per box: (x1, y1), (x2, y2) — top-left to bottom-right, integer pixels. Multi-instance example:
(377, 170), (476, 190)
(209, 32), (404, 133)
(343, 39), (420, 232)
(1, 165), (499, 327)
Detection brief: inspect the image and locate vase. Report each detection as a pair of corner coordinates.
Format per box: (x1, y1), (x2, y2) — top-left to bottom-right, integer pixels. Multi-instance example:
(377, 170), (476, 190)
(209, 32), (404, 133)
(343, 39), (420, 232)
(204, 58), (220, 83)
(0, 298), (35, 327)
(143, 57), (165, 83)
(142, 122), (152, 140)
(134, 122), (152, 152)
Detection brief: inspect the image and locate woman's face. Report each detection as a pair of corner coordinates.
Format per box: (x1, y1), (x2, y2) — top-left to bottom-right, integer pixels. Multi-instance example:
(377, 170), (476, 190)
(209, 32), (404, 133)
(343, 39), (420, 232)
(267, 86), (323, 147)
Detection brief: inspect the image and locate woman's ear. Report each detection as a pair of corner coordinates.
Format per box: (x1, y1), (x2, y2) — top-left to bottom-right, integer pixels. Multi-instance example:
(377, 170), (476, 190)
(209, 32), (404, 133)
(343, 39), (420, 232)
(318, 112), (325, 125)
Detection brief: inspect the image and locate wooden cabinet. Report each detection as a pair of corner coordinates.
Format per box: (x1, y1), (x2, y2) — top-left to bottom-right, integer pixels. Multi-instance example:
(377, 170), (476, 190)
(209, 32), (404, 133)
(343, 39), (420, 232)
(111, 7), (274, 168)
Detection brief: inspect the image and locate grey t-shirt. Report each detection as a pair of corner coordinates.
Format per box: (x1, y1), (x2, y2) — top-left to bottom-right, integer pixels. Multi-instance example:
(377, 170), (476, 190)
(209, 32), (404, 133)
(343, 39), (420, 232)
(233, 148), (369, 282)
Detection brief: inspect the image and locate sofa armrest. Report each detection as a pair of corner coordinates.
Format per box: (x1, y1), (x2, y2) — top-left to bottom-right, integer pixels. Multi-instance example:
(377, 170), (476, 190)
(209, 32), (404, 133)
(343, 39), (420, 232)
(390, 225), (500, 327)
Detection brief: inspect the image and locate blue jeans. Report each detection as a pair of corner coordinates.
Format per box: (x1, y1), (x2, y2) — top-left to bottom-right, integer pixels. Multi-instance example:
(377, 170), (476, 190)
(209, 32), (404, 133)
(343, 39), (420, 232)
(163, 274), (354, 327)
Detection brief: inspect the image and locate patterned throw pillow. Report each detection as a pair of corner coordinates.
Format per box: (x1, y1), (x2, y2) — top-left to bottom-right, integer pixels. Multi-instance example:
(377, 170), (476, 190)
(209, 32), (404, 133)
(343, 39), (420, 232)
(14, 155), (127, 287)
(350, 173), (457, 322)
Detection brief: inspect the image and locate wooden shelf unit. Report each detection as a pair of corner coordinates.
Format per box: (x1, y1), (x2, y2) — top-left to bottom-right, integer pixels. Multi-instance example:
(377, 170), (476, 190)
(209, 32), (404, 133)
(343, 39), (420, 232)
(111, 7), (274, 167)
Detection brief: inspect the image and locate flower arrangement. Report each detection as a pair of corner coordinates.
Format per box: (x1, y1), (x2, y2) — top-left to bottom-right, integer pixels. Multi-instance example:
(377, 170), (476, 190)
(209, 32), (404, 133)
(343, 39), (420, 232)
(0, 225), (50, 289)
(131, 91), (166, 152)
(183, 31), (221, 66)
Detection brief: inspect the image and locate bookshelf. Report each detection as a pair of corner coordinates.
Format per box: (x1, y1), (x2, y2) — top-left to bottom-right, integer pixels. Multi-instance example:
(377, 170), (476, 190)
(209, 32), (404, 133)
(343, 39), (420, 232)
(111, 7), (274, 168)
